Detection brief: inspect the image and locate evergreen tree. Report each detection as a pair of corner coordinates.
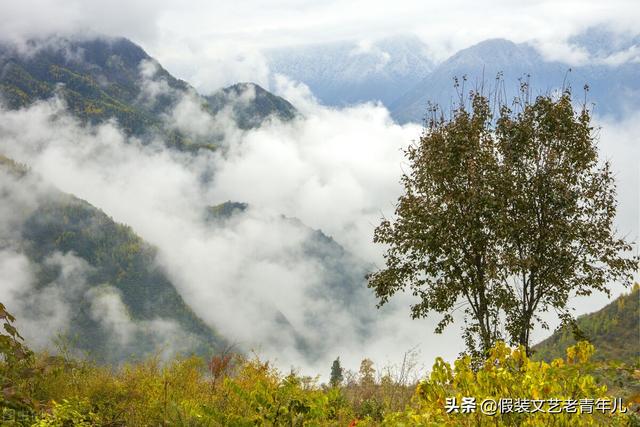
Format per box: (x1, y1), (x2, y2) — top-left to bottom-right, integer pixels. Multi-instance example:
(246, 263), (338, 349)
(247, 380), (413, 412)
(329, 357), (343, 387)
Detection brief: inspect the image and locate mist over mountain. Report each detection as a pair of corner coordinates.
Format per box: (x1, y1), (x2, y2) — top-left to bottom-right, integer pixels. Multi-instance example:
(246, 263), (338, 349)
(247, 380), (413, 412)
(205, 201), (376, 359)
(207, 201), (373, 309)
(205, 82), (297, 130)
(0, 35), (393, 368)
(0, 155), (225, 363)
(0, 37), (298, 151)
(267, 35), (434, 107)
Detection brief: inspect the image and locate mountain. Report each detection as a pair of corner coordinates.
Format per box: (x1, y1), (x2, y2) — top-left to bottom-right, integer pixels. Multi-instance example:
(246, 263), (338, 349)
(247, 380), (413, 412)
(0, 156), (225, 363)
(0, 37), (298, 150)
(0, 34), (370, 364)
(389, 38), (640, 123)
(0, 38), (187, 135)
(389, 39), (558, 123)
(533, 284), (640, 364)
(205, 82), (297, 129)
(267, 34), (640, 123)
(267, 35), (434, 107)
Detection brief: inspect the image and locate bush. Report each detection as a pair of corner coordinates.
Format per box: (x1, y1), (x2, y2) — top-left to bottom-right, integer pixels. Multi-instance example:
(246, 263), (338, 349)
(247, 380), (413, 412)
(1, 300), (637, 426)
(383, 341), (634, 426)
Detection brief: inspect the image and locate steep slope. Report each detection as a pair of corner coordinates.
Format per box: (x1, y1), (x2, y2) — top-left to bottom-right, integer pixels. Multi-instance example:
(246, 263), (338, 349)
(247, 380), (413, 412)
(205, 82), (297, 129)
(533, 284), (640, 364)
(267, 35), (434, 107)
(0, 38), (187, 135)
(0, 158), (225, 363)
(0, 37), (298, 149)
(390, 38), (640, 123)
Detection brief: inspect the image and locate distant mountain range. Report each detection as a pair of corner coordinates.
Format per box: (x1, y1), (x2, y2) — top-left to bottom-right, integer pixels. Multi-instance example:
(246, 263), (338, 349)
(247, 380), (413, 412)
(267, 31), (640, 124)
(267, 35), (434, 107)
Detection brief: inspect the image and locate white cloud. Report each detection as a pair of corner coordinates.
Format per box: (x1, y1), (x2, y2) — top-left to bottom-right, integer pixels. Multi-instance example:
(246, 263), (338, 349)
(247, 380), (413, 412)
(0, 249), (90, 350)
(87, 285), (197, 361)
(602, 45), (640, 65)
(1, 1), (638, 92)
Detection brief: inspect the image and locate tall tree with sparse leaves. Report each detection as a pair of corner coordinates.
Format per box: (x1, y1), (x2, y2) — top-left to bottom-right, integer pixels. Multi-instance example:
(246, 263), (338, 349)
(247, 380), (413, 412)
(368, 86), (637, 360)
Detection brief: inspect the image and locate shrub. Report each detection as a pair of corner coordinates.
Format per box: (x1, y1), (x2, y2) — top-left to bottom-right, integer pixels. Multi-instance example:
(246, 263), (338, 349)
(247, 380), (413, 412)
(383, 341), (634, 426)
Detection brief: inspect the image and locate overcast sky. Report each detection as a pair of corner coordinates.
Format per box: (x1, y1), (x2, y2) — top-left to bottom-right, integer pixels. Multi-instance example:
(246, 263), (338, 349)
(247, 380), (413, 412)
(1, 0), (639, 92)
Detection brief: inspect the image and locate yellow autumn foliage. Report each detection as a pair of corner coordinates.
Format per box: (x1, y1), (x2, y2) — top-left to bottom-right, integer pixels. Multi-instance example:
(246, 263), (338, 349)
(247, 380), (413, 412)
(381, 341), (632, 426)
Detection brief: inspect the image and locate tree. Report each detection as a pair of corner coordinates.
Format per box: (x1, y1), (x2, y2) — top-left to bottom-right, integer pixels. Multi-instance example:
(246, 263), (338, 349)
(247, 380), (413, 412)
(368, 87), (637, 359)
(358, 358), (375, 387)
(330, 357), (344, 387)
(495, 91), (637, 352)
(368, 93), (507, 359)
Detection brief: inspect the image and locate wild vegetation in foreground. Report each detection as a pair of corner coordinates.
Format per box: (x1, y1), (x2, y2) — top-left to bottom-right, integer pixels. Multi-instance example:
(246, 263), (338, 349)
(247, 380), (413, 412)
(1, 303), (638, 426)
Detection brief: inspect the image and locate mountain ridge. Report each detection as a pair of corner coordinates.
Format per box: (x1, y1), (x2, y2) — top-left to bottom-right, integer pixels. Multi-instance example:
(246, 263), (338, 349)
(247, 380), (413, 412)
(0, 36), (298, 150)
(265, 33), (640, 124)
(388, 37), (640, 123)
(267, 35), (434, 107)
(205, 82), (297, 129)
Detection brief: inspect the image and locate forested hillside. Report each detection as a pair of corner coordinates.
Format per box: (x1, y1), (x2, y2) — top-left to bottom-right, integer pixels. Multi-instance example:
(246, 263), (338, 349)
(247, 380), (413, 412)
(0, 38), (186, 134)
(0, 156), (225, 363)
(534, 284), (640, 364)
(0, 37), (297, 151)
